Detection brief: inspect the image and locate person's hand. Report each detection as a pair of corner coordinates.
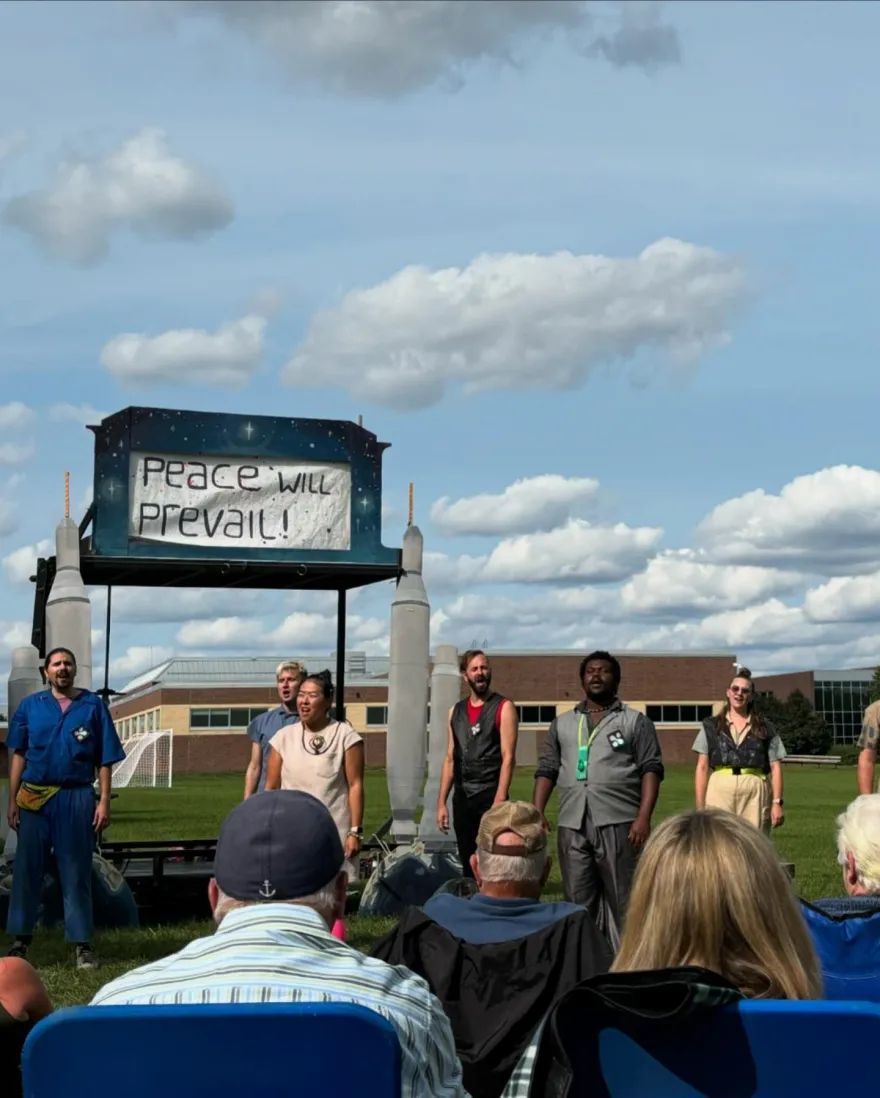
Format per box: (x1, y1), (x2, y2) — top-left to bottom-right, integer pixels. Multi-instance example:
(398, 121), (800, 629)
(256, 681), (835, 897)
(344, 834), (361, 860)
(7, 801), (19, 832)
(628, 814), (651, 846)
(537, 811), (552, 833)
(437, 804), (449, 833)
(93, 797), (111, 834)
(771, 802), (785, 829)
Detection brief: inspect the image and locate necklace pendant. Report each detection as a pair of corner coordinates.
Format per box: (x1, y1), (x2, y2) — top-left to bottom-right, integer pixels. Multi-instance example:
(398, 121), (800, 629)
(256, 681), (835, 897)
(311, 734), (325, 752)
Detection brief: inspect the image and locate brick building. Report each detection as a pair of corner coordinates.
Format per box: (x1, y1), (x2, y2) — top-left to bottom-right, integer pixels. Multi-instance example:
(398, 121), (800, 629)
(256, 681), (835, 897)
(95, 649), (739, 775)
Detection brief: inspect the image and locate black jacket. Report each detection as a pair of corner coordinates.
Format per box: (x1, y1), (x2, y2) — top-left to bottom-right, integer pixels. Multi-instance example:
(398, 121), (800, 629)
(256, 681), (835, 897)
(370, 905), (613, 1098)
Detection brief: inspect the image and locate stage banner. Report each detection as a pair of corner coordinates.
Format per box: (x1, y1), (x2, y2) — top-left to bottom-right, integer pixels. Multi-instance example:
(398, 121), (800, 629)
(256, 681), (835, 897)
(129, 451), (352, 551)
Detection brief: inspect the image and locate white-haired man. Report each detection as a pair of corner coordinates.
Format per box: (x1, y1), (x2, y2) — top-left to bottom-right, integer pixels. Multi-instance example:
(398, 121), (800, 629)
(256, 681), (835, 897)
(90, 791), (467, 1098)
(243, 660), (306, 798)
(372, 802), (611, 1098)
(801, 793), (880, 1001)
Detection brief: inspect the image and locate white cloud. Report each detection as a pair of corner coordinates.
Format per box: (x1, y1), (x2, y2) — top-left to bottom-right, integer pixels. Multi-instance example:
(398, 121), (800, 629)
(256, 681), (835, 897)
(176, 610), (388, 651)
(100, 314), (266, 388)
(619, 551), (807, 619)
(3, 539), (53, 584)
(2, 128), (234, 265)
(163, 1), (679, 99)
(625, 599), (829, 653)
(0, 441), (34, 467)
(431, 475), (599, 537)
(282, 239), (748, 410)
(804, 573), (880, 624)
(110, 645), (175, 680)
(481, 519), (662, 584)
(0, 403), (35, 430)
(697, 465), (880, 575)
(49, 403), (109, 426)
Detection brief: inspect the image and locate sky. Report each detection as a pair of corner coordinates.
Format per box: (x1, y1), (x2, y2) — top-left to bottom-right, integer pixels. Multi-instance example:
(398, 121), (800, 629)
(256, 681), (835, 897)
(2, 0), (880, 694)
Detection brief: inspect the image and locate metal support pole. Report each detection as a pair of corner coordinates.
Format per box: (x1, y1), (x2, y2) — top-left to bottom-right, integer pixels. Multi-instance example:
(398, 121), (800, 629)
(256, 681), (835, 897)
(103, 586), (112, 700)
(335, 588), (346, 723)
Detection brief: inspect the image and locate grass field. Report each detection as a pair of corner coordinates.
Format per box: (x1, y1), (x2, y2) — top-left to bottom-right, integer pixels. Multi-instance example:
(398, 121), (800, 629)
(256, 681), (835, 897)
(0, 764), (860, 1006)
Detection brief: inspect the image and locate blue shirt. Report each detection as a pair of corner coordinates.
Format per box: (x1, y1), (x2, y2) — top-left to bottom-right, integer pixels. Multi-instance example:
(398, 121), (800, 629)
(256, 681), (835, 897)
(248, 705), (299, 792)
(422, 893), (585, 944)
(6, 689), (125, 786)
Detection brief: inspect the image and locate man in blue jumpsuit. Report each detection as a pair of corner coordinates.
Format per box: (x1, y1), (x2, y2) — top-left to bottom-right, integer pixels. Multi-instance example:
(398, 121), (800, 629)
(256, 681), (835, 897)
(5, 647), (125, 969)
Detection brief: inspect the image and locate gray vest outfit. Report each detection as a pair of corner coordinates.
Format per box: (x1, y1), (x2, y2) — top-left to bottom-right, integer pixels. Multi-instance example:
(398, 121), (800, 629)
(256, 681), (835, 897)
(547, 701), (662, 830)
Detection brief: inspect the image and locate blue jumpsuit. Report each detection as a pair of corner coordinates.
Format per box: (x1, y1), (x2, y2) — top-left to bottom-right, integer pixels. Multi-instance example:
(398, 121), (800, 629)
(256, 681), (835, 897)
(5, 689), (125, 943)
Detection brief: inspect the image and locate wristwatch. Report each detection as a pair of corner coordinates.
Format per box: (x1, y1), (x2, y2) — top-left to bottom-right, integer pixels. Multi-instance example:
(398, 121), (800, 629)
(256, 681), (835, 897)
(349, 826), (363, 838)
(772, 798), (784, 806)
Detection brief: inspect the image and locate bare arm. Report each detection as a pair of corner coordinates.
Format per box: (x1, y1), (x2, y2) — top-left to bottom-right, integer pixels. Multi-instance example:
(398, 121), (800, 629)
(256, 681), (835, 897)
(695, 753), (710, 809)
(437, 708), (455, 810)
(7, 751), (25, 830)
(533, 718), (561, 823)
(859, 749), (876, 796)
(345, 742), (365, 830)
(494, 701), (518, 803)
(244, 741), (262, 799)
(264, 745), (282, 791)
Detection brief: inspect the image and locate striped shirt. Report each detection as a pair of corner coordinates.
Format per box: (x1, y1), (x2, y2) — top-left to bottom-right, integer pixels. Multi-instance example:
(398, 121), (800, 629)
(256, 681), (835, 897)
(90, 904), (468, 1098)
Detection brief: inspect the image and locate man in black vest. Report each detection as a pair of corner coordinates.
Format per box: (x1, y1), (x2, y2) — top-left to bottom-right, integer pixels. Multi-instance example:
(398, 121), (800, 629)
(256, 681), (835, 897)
(437, 650), (518, 878)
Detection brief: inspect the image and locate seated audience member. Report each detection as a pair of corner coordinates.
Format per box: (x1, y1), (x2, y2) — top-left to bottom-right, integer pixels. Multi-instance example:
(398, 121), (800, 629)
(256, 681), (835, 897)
(801, 794), (880, 1000)
(612, 808), (821, 1000)
(371, 802), (613, 1098)
(0, 957), (54, 1098)
(91, 791), (467, 1098)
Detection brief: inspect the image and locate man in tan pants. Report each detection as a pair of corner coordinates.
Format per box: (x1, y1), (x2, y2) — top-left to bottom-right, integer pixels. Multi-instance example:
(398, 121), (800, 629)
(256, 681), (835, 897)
(694, 668), (786, 834)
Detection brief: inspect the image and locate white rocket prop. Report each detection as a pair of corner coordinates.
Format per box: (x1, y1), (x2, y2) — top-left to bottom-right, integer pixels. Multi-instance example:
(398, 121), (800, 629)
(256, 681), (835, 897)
(419, 643), (460, 848)
(45, 474), (93, 690)
(2, 645), (42, 858)
(385, 487), (430, 842)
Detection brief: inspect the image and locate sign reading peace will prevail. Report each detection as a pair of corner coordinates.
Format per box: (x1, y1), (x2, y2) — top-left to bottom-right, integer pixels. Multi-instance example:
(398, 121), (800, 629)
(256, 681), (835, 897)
(128, 451), (352, 550)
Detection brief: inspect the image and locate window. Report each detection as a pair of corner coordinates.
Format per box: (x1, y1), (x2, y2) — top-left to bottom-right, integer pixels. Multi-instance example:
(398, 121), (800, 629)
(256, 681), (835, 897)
(815, 678), (872, 744)
(366, 706), (388, 726)
(230, 708), (252, 728)
(190, 709), (212, 729)
(646, 704), (713, 724)
(515, 705), (557, 725)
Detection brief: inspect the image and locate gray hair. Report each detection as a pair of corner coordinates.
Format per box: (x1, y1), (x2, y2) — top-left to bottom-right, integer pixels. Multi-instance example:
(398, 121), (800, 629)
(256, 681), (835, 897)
(837, 795), (880, 894)
(213, 881), (339, 925)
(476, 848), (547, 884)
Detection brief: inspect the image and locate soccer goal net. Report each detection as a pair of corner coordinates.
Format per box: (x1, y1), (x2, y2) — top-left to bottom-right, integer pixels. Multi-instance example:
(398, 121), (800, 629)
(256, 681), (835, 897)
(113, 729), (174, 789)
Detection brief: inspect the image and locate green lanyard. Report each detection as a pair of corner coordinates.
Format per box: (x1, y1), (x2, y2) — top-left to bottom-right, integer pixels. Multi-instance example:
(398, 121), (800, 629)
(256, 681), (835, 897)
(576, 714), (601, 781)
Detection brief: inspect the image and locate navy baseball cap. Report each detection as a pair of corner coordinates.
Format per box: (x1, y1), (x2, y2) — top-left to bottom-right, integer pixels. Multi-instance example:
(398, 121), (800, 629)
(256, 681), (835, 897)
(214, 790), (344, 902)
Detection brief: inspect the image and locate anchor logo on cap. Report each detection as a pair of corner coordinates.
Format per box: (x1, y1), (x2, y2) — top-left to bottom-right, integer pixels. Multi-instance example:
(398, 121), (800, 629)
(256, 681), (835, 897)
(258, 880), (276, 899)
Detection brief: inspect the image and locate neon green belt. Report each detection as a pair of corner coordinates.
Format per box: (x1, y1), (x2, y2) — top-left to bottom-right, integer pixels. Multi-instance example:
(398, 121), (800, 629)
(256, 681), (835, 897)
(714, 767), (766, 779)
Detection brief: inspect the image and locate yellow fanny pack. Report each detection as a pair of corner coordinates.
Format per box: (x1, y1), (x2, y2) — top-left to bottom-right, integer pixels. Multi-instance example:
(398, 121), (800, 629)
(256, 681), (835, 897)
(15, 783), (62, 812)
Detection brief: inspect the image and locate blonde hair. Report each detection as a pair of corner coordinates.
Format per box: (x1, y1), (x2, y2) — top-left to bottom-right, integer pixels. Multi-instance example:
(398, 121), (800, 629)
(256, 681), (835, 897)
(276, 660), (306, 682)
(837, 795), (880, 893)
(613, 809), (822, 1000)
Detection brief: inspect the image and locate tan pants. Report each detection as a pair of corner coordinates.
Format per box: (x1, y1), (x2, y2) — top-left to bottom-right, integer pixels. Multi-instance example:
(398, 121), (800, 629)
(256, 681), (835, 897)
(706, 772), (771, 834)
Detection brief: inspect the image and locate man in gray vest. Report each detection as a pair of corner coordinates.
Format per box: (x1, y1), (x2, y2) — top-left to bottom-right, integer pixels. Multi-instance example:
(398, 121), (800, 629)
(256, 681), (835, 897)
(437, 650), (519, 878)
(533, 650), (663, 949)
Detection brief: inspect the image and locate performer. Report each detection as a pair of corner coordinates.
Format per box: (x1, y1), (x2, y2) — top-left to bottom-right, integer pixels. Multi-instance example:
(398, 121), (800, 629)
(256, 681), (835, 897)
(242, 660), (305, 798)
(265, 671), (365, 880)
(437, 650), (518, 878)
(5, 647), (125, 969)
(857, 696), (880, 795)
(693, 667), (786, 834)
(533, 651), (663, 950)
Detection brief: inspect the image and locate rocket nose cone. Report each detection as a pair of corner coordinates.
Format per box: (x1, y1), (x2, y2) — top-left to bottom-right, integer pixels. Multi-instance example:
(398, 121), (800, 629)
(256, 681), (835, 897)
(401, 523), (424, 572)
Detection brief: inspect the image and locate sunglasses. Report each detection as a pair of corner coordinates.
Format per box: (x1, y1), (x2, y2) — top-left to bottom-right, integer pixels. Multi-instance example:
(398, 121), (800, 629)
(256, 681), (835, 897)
(730, 687), (750, 695)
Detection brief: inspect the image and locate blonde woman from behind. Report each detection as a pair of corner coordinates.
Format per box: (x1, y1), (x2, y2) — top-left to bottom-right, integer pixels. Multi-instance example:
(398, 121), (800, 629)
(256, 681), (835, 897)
(613, 808), (821, 1001)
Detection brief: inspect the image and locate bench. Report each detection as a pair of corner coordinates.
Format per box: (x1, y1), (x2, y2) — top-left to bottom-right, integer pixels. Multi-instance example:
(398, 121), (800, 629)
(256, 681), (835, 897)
(783, 755), (841, 767)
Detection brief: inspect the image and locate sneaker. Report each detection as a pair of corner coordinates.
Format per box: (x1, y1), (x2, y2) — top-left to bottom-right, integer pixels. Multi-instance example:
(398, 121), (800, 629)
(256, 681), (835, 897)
(7, 939), (29, 960)
(75, 945), (98, 970)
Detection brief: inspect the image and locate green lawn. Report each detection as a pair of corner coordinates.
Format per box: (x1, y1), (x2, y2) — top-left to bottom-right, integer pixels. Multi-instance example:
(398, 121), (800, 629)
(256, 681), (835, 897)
(1, 764), (859, 1006)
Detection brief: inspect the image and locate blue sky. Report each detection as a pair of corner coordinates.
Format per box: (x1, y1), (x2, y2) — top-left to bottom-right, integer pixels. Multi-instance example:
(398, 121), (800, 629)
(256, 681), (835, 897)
(2, 0), (880, 692)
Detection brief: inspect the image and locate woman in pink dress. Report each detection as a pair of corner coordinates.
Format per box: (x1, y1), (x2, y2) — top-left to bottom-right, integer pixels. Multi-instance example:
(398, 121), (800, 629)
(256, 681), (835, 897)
(265, 670), (365, 882)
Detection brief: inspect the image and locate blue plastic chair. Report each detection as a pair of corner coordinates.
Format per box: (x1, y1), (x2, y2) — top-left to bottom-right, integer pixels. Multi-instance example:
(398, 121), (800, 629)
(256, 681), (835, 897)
(22, 1001), (401, 1098)
(569, 999), (880, 1096)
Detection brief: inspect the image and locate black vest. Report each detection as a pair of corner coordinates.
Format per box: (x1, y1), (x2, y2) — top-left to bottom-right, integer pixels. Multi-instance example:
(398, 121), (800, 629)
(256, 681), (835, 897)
(702, 715), (771, 774)
(451, 692), (507, 797)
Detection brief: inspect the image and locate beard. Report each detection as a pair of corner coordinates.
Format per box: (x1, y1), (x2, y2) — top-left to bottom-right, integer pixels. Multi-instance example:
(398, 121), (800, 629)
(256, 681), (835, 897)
(469, 672), (491, 697)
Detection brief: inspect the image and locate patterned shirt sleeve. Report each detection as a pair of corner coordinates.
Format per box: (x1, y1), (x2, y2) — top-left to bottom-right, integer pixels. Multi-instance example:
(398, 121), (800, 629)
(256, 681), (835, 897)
(858, 707), (880, 752)
(412, 999), (469, 1097)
